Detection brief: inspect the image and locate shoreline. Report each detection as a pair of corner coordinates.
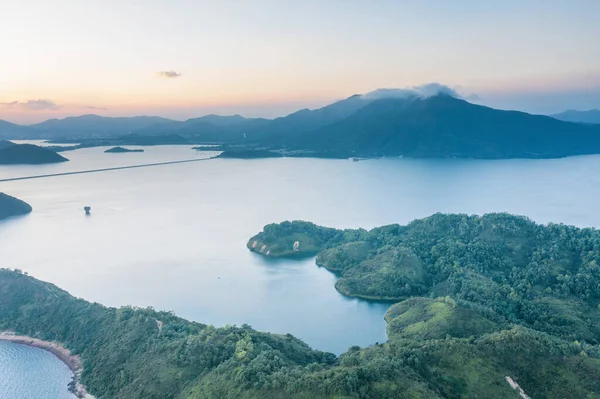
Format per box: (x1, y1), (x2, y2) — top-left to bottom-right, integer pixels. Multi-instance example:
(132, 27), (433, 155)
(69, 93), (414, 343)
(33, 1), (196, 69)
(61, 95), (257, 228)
(0, 331), (94, 398)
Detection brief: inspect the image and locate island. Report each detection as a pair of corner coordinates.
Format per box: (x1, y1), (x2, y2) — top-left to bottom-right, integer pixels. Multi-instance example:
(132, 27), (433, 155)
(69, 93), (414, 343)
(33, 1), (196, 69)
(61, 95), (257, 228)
(104, 146), (144, 153)
(0, 193), (32, 220)
(0, 141), (69, 165)
(1, 214), (600, 398)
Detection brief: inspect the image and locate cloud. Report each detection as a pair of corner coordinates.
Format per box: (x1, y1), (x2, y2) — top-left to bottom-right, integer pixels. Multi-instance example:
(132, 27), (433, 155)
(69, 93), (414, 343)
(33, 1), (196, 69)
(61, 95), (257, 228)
(0, 99), (60, 111)
(361, 83), (461, 101)
(85, 106), (108, 111)
(156, 70), (182, 78)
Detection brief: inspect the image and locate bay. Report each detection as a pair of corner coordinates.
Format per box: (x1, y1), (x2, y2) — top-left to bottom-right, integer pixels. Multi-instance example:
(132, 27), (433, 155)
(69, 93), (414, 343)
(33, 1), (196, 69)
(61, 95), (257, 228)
(1, 144), (599, 396)
(0, 341), (75, 399)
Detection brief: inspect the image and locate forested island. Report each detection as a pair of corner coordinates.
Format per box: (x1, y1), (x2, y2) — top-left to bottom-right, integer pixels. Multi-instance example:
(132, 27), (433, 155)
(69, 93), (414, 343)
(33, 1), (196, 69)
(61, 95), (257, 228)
(0, 141), (68, 164)
(1, 214), (600, 398)
(104, 146), (144, 153)
(0, 193), (32, 220)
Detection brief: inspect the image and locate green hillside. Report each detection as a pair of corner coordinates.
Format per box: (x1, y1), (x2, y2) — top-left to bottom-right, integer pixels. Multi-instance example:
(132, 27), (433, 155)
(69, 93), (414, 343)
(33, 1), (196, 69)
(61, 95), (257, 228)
(1, 213), (600, 397)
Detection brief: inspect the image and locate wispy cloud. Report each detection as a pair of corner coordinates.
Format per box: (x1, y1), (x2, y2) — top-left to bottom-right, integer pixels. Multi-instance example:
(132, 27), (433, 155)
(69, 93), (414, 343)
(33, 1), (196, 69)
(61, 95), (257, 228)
(85, 106), (108, 111)
(0, 99), (60, 111)
(156, 70), (182, 78)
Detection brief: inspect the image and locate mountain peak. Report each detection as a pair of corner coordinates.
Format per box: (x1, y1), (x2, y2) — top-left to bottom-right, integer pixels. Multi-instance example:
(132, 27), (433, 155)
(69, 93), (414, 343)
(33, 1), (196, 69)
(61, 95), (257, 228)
(360, 83), (460, 101)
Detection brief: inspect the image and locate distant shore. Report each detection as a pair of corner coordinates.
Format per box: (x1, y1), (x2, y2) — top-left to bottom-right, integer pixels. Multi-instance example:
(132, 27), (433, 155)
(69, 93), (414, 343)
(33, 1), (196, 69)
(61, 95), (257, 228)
(0, 331), (94, 398)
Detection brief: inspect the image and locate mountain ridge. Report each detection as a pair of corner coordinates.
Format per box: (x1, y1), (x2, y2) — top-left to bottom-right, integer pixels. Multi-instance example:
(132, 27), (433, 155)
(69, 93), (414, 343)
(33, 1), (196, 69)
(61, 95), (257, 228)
(552, 109), (600, 124)
(3, 88), (600, 159)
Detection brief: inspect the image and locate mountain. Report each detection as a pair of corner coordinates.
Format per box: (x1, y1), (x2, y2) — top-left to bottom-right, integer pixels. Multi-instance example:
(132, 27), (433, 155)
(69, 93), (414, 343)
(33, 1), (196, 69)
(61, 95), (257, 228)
(131, 96), (371, 143)
(0, 193), (32, 220)
(238, 94), (372, 144)
(0, 120), (34, 140)
(5, 89), (600, 159)
(294, 94), (600, 158)
(190, 114), (249, 127)
(30, 115), (175, 139)
(0, 142), (69, 164)
(552, 109), (600, 124)
(267, 94), (369, 135)
(131, 116), (250, 141)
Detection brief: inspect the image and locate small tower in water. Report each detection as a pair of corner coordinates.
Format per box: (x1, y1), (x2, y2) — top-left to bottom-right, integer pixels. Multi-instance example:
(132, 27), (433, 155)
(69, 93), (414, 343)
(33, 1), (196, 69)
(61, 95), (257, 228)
(84, 206), (91, 216)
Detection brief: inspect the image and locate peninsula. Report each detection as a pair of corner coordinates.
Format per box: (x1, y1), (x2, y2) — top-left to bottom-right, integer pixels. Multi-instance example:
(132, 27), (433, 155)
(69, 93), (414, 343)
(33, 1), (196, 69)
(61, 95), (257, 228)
(0, 141), (68, 165)
(248, 215), (600, 338)
(0, 193), (32, 220)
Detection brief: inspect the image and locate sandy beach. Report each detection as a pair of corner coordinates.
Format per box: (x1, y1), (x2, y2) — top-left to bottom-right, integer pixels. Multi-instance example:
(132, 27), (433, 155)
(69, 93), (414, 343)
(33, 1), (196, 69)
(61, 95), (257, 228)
(0, 331), (94, 398)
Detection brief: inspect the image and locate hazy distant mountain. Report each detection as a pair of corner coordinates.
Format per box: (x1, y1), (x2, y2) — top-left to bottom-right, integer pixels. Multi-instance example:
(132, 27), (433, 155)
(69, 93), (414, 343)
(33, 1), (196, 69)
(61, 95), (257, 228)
(293, 94), (600, 158)
(131, 114), (256, 139)
(30, 115), (175, 139)
(0, 142), (69, 164)
(131, 96), (372, 143)
(0, 120), (34, 140)
(551, 109), (600, 124)
(190, 114), (249, 127)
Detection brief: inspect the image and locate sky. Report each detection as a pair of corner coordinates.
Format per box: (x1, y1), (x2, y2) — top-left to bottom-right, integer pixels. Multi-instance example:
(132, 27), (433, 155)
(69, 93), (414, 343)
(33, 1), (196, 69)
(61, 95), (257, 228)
(1, 0), (600, 124)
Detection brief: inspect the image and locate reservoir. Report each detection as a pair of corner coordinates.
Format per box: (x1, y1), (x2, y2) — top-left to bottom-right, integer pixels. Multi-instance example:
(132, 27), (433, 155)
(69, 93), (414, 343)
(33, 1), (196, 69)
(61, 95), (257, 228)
(1, 144), (599, 364)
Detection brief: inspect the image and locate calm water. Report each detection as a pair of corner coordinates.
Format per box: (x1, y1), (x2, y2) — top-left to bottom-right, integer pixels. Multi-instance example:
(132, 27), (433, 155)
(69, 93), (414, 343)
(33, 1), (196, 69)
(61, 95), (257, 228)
(0, 341), (75, 399)
(1, 144), (600, 396)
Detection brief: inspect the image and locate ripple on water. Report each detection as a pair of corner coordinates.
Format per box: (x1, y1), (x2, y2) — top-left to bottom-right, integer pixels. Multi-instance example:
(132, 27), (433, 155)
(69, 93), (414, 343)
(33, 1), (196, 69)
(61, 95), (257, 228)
(0, 341), (75, 399)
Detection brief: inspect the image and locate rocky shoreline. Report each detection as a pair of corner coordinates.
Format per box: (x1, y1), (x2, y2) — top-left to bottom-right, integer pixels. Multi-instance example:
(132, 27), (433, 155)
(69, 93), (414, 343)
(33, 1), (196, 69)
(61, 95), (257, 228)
(0, 331), (94, 398)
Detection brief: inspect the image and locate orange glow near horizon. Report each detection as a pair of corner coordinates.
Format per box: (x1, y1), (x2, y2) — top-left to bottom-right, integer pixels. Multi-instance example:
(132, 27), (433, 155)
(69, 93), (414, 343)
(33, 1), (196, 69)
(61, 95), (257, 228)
(2, 1), (600, 124)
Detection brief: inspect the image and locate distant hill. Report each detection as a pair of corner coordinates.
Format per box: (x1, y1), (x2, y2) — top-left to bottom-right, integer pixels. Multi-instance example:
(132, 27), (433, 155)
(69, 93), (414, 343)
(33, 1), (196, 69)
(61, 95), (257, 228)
(132, 114), (263, 142)
(0, 120), (34, 140)
(189, 114), (249, 127)
(551, 109), (600, 124)
(0, 193), (32, 220)
(293, 94), (600, 158)
(30, 115), (175, 139)
(0, 142), (69, 164)
(132, 97), (371, 143)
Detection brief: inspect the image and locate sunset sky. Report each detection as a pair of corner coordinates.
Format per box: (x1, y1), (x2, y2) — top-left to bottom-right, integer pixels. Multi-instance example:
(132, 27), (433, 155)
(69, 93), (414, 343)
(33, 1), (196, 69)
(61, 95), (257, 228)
(2, 0), (600, 124)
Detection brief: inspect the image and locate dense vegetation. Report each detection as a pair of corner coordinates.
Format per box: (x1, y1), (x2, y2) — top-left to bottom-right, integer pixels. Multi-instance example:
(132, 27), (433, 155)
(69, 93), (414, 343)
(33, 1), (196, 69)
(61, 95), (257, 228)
(0, 193), (32, 220)
(3, 213), (600, 398)
(0, 269), (337, 399)
(247, 214), (600, 397)
(250, 214), (600, 342)
(0, 141), (68, 164)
